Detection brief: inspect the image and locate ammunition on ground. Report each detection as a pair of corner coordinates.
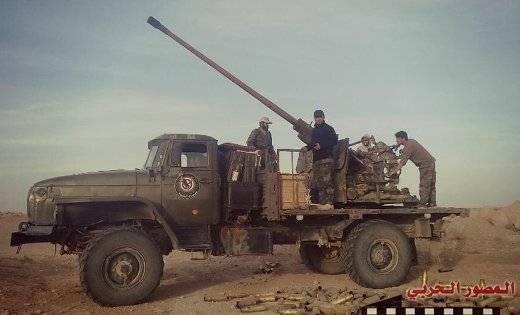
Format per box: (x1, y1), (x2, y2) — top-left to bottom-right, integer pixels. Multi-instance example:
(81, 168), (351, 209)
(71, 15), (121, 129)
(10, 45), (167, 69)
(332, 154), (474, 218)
(318, 303), (336, 315)
(240, 304), (268, 313)
(277, 303), (298, 310)
(287, 294), (306, 301)
(362, 291), (378, 299)
(422, 270), (428, 287)
(229, 293), (251, 299)
(203, 294), (229, 302)
(280, 301), (302, 308)
(236, 296), (260, 308)
(255, 292), (276, 297)
(331, 294), (354, 305)
(258, 295), (277, 302)
(277, 308), (305, 315)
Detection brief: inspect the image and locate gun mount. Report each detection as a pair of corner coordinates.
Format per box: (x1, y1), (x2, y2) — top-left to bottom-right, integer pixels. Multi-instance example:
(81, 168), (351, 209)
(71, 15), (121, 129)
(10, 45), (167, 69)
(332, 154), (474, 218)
(147, 16), (313, 144)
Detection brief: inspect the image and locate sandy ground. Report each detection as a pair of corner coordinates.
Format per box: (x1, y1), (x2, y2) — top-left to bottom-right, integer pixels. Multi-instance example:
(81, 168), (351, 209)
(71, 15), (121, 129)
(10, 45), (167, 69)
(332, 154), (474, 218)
(1, 202), (520, 315)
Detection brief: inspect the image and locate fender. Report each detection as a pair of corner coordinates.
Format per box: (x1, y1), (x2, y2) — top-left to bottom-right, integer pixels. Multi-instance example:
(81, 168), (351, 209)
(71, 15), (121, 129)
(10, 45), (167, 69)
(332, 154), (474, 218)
(55, 196), (180, 249)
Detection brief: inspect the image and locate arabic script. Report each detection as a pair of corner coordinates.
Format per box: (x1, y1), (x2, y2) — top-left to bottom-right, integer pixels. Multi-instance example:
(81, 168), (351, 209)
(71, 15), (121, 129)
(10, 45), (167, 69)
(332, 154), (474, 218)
(405, 281), (517, 300)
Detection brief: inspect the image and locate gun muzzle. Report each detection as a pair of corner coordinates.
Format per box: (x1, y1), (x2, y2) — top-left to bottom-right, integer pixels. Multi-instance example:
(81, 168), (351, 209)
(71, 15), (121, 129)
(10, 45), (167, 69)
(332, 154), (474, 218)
(147, 16), (167, 33)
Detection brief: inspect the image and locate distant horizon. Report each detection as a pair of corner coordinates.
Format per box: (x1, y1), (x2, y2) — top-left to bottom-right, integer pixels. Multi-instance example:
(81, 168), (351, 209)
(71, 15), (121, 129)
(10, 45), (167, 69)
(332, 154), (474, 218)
(1, 1), (519, 210)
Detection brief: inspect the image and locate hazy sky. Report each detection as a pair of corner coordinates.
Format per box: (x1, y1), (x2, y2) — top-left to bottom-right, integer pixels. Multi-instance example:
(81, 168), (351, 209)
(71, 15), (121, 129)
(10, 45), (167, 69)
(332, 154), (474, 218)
(1, 1), (519, 210)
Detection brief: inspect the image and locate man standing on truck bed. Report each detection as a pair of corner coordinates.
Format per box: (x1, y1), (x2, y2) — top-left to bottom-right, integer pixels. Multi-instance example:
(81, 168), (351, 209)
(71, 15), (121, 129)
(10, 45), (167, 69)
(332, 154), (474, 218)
(247, 116), (278, 171)
(309, 110), (338, 210)
(394, 131), (436, 207)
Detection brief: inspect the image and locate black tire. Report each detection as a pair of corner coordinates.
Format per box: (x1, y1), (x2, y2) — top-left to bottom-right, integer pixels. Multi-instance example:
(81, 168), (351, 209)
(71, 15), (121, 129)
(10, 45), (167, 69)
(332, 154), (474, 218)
(79, 227), (164, 306)
(301, 243), (347, 275)
(345, 220), (412, 288)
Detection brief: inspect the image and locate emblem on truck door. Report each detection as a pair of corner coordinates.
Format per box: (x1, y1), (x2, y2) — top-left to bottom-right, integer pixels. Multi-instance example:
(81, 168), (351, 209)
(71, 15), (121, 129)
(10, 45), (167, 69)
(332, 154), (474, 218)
(175, 174), (200, 198)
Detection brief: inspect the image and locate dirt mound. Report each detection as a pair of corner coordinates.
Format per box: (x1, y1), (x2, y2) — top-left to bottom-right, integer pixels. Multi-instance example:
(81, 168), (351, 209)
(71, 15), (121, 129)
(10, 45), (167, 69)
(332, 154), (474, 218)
(435, 201), (520, 269)
(443, 200), (520, 242)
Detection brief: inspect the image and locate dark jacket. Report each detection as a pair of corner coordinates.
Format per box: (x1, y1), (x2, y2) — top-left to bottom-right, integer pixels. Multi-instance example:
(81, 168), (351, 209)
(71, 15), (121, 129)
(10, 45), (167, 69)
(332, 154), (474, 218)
(310, 122), (338, 162)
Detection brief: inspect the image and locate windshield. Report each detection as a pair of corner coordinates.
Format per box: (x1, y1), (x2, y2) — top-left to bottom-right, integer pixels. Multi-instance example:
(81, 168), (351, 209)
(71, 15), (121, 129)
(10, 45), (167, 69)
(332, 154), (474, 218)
(144, 145), (159, 169)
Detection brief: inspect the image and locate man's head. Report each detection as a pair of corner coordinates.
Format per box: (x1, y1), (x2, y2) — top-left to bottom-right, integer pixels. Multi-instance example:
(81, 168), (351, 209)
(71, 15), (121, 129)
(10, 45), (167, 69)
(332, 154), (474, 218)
(394, 130), (408, 145)
(313, 109), (325, 125)
(259, 116), (272, 130)
(361, 134), (371, 146)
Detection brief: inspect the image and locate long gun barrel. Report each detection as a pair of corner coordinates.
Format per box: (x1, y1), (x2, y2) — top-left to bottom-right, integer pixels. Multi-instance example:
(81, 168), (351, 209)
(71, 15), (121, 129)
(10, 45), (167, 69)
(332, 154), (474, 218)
(147, 16), (313, 144)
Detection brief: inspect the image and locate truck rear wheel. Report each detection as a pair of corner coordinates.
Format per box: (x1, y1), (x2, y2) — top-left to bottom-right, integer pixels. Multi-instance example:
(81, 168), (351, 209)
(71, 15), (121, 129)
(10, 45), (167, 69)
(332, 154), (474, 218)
(79, 227), (164, 306)
(300, 243), (346, 275)
(345, 220), (412, 288)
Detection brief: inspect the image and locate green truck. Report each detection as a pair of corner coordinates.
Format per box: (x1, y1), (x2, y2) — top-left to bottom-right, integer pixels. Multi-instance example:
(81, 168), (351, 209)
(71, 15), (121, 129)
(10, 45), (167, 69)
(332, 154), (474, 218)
(11, 17), (465, 306)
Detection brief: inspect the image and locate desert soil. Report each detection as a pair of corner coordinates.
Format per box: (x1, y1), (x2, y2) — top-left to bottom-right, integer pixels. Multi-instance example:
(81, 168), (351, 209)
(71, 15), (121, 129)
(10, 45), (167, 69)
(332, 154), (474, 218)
(1, 202), (520, 315)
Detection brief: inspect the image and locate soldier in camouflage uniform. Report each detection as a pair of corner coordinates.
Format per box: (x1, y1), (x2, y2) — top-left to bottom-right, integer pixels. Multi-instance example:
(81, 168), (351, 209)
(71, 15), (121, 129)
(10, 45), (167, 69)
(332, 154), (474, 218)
(247, 117), (278, 171)
(395, 131), (436, 207)
(308, 110), (338, 209)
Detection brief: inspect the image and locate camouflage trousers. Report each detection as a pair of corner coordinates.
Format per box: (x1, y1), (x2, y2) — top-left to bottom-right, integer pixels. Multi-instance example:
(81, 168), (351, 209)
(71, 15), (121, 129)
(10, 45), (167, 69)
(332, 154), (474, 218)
(419, 162), (436, 206)
(312, 158), (335, 205)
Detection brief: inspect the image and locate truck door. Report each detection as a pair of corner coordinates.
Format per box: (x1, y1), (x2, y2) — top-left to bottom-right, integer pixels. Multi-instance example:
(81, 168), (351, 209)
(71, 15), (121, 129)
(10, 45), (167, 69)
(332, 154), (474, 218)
(162, 139), (220, 225)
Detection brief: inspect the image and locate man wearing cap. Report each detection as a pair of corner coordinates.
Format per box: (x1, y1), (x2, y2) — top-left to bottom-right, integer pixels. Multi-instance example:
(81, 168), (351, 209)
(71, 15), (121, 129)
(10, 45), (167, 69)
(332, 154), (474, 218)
(309, 110), (338, 209)
(247, 117), (278, 171)
(394, 131), (436, 207)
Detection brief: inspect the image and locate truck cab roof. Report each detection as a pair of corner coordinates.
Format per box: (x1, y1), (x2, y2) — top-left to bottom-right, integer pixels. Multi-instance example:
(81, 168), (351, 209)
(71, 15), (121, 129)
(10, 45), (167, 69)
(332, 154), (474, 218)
(150, 133), (217, 143)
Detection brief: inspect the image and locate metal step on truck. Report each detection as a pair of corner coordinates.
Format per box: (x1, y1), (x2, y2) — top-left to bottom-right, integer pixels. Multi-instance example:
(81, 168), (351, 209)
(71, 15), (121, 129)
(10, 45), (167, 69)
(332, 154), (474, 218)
(10, 17), (467, 306)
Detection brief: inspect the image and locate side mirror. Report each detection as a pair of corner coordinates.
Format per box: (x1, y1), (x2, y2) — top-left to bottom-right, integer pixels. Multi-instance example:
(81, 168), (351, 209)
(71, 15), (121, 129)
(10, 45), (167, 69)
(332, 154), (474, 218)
(148, 168), (155, 177)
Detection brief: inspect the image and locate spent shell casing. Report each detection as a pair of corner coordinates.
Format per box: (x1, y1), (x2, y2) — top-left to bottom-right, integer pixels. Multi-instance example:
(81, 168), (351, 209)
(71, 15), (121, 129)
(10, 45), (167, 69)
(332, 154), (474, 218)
(331, 296), (349, 305)
(237, 296), (260, 308)
(318, 304), (335, 315)
(255, 292), (275, 297)
(277, 308), (305, 315)
(204, 295), (228, 302)
(287, 294), (305, 301)
(228, 293), (251, 299)
(282, 301), (302, 308)
(240, 304), (268, 313)
(258, 296), (276, 302)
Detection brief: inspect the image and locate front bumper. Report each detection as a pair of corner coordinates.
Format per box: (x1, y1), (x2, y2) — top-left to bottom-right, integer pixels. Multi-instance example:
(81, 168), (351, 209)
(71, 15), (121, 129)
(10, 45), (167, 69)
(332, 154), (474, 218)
(10, 222), (55, 247)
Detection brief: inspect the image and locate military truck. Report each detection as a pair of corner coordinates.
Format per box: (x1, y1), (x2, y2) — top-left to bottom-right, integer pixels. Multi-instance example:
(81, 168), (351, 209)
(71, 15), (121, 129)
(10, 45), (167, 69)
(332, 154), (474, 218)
(11, 17), (466, 306)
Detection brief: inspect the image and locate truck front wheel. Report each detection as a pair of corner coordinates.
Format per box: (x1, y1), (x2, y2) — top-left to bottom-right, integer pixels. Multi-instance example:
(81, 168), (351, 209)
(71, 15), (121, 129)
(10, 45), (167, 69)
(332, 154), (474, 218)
(345, 220), (412, 288)
(79, 227), (164, 306)
(300, 243), (347, 275)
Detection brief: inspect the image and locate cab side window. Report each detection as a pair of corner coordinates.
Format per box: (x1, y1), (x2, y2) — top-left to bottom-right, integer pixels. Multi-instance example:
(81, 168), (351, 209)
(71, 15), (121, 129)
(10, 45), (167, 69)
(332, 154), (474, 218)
(178, 142), (208, 168)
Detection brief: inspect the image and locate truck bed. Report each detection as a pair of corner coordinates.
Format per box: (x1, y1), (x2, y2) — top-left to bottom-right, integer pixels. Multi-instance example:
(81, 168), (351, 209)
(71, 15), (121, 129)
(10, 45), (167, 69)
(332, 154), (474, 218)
(280, 206), (468, 218)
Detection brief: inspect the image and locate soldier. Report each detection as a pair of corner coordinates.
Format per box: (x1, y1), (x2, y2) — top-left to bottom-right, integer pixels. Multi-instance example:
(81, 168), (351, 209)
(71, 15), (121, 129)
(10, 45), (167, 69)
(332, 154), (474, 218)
(394, 131), (436, 207)
(356, 134), (375, 156)
(309, 110), (338, 209)
(247, 117), (278, 171)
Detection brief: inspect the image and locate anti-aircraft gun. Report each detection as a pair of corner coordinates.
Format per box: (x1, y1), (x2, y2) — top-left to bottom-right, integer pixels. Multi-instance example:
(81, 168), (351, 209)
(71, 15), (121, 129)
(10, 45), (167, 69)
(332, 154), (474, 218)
(147, 16), (418, 207)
